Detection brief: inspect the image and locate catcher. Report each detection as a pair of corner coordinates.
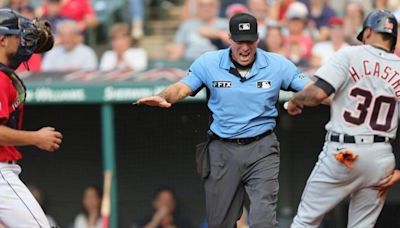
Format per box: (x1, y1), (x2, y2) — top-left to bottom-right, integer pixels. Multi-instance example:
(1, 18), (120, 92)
(0, 8), (62, 228)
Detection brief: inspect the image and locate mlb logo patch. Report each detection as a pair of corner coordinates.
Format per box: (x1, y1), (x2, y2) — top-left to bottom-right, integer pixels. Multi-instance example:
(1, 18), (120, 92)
(257, 81), (271, 89)
(213, 81), (232, 88)
(239, 23), (250, 31)
(296, 73), (306, 79)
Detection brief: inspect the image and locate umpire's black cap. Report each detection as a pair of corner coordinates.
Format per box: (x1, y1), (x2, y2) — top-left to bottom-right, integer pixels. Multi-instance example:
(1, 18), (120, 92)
(229, 13), (258, 42)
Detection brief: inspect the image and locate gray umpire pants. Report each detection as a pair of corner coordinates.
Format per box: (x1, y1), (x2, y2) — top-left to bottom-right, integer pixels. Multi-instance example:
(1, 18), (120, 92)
(205, 132), (280, 228)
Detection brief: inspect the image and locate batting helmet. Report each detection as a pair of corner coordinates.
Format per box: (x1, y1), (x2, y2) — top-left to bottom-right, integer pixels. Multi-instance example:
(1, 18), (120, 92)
(356, 10), (398, 51)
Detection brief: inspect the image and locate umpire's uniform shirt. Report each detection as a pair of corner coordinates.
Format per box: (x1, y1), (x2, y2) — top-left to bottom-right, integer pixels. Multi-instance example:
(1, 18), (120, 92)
(181, 48), (309, 228)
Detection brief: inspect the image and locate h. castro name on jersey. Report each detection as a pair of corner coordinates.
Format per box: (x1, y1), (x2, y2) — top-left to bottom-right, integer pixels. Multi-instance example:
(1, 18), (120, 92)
(349, 60), (400, 97)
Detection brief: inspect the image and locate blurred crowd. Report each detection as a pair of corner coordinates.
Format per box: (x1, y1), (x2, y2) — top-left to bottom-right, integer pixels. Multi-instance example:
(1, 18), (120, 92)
(1, 0), (399, 77)
(21, 184), (195, 228)
(171, 0), (400, 68)
(1, 0), (149, 75)
(0, 184), (104, 228)
(27, 184), (248, 228)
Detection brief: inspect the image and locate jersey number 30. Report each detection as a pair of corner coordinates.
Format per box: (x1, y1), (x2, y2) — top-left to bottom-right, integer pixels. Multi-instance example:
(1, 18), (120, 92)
(343, 87), (396, 132)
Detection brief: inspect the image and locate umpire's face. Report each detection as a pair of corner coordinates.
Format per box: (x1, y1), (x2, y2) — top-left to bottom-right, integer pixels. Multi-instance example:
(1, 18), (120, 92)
(230, 39), (259, 66)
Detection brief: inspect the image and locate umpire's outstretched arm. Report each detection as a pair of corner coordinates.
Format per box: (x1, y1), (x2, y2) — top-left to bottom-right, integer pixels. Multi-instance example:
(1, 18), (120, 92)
(136, 82), (193, 108)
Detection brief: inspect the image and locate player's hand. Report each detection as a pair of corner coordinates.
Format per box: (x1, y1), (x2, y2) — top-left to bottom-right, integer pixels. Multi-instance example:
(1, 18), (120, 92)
(285, 100), (303, 115)
(373, 170), (400, 197)
(34, 127), (63, 152)
(136, 96), (172, 108)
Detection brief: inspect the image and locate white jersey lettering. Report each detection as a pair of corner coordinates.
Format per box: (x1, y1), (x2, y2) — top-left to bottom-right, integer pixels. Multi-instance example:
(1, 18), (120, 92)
(315, 45), (400, 138)
(350, 60), (400, 96)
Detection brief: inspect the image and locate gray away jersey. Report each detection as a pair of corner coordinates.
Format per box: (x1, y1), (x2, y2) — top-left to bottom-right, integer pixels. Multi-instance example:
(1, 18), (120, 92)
(316, 45), (400, 138)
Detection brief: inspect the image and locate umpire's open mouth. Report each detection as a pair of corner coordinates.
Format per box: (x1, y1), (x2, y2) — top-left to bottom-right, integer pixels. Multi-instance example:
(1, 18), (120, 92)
(239, 52), (252, 63)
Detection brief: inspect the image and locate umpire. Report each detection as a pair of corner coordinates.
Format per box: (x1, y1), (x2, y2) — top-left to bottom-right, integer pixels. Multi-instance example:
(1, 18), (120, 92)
(137, 13), (309, 228)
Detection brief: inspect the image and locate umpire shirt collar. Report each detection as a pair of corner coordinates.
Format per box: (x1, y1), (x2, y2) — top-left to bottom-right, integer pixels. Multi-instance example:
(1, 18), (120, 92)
(219, 48), (269, 78)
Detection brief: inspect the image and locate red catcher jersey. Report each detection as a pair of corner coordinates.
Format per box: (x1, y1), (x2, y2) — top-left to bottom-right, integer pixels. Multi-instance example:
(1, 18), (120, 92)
(0, 70), (24, 161)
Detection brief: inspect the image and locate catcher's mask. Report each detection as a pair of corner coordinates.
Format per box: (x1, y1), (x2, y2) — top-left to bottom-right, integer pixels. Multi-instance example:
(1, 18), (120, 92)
(356, 10), (398, 52)
(0, 8), (46, 69)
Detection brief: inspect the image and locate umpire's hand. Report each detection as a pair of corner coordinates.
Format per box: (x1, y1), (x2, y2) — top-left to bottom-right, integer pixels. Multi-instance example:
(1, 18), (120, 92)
(136, 96), (172, 108)
(285, 100), (303, 115)
(34, 127), (63, 152)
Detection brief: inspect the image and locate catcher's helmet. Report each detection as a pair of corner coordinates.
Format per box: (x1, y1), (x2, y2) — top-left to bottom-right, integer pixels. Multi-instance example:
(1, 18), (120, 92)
(0, 9), (23, 35)
(356, 10), (398, 51)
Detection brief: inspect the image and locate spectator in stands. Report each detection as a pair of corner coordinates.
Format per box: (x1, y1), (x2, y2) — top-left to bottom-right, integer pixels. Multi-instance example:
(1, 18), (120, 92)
(99, 23), (148, 72)
(73, 185), (103, 228)
(203, 3), (248, 50)
(225, 3), (248, 19)
(133, 186), (193, 228)
(260, 24), (285, 55)
(27, 184), (58, 228)
(42, 20), (98, 71)
(38, 0), (97, 32)
(41, 0), (69, 37)
(247, 0), (273, 40)
(180, 0), (197, 21)
(6, 0), (28, 11)
(277, 0), (295, 22)
(391, 1), (400, 12)
(16, 4), (42, 73)
(129, 0), (144, 39)
(343, 1), (364, 45)
(181, 0), (247, 21)
(219, 0), (247, 18)
(309, 16), (349, 68)
(166, 0), (228, 61)
(373, 0), (389, 10)
(305, 0), (336, 41)
(283, 1), (313, 66)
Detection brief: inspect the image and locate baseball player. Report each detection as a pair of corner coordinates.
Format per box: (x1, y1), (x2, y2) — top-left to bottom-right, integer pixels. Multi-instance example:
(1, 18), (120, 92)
(286, 10), (400, 228)
(0, 9), (62, 227)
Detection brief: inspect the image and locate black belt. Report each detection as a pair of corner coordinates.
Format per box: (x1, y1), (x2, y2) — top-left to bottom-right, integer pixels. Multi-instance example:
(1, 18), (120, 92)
(209, 130), (272, 145)
(330, 134), (388, 143)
